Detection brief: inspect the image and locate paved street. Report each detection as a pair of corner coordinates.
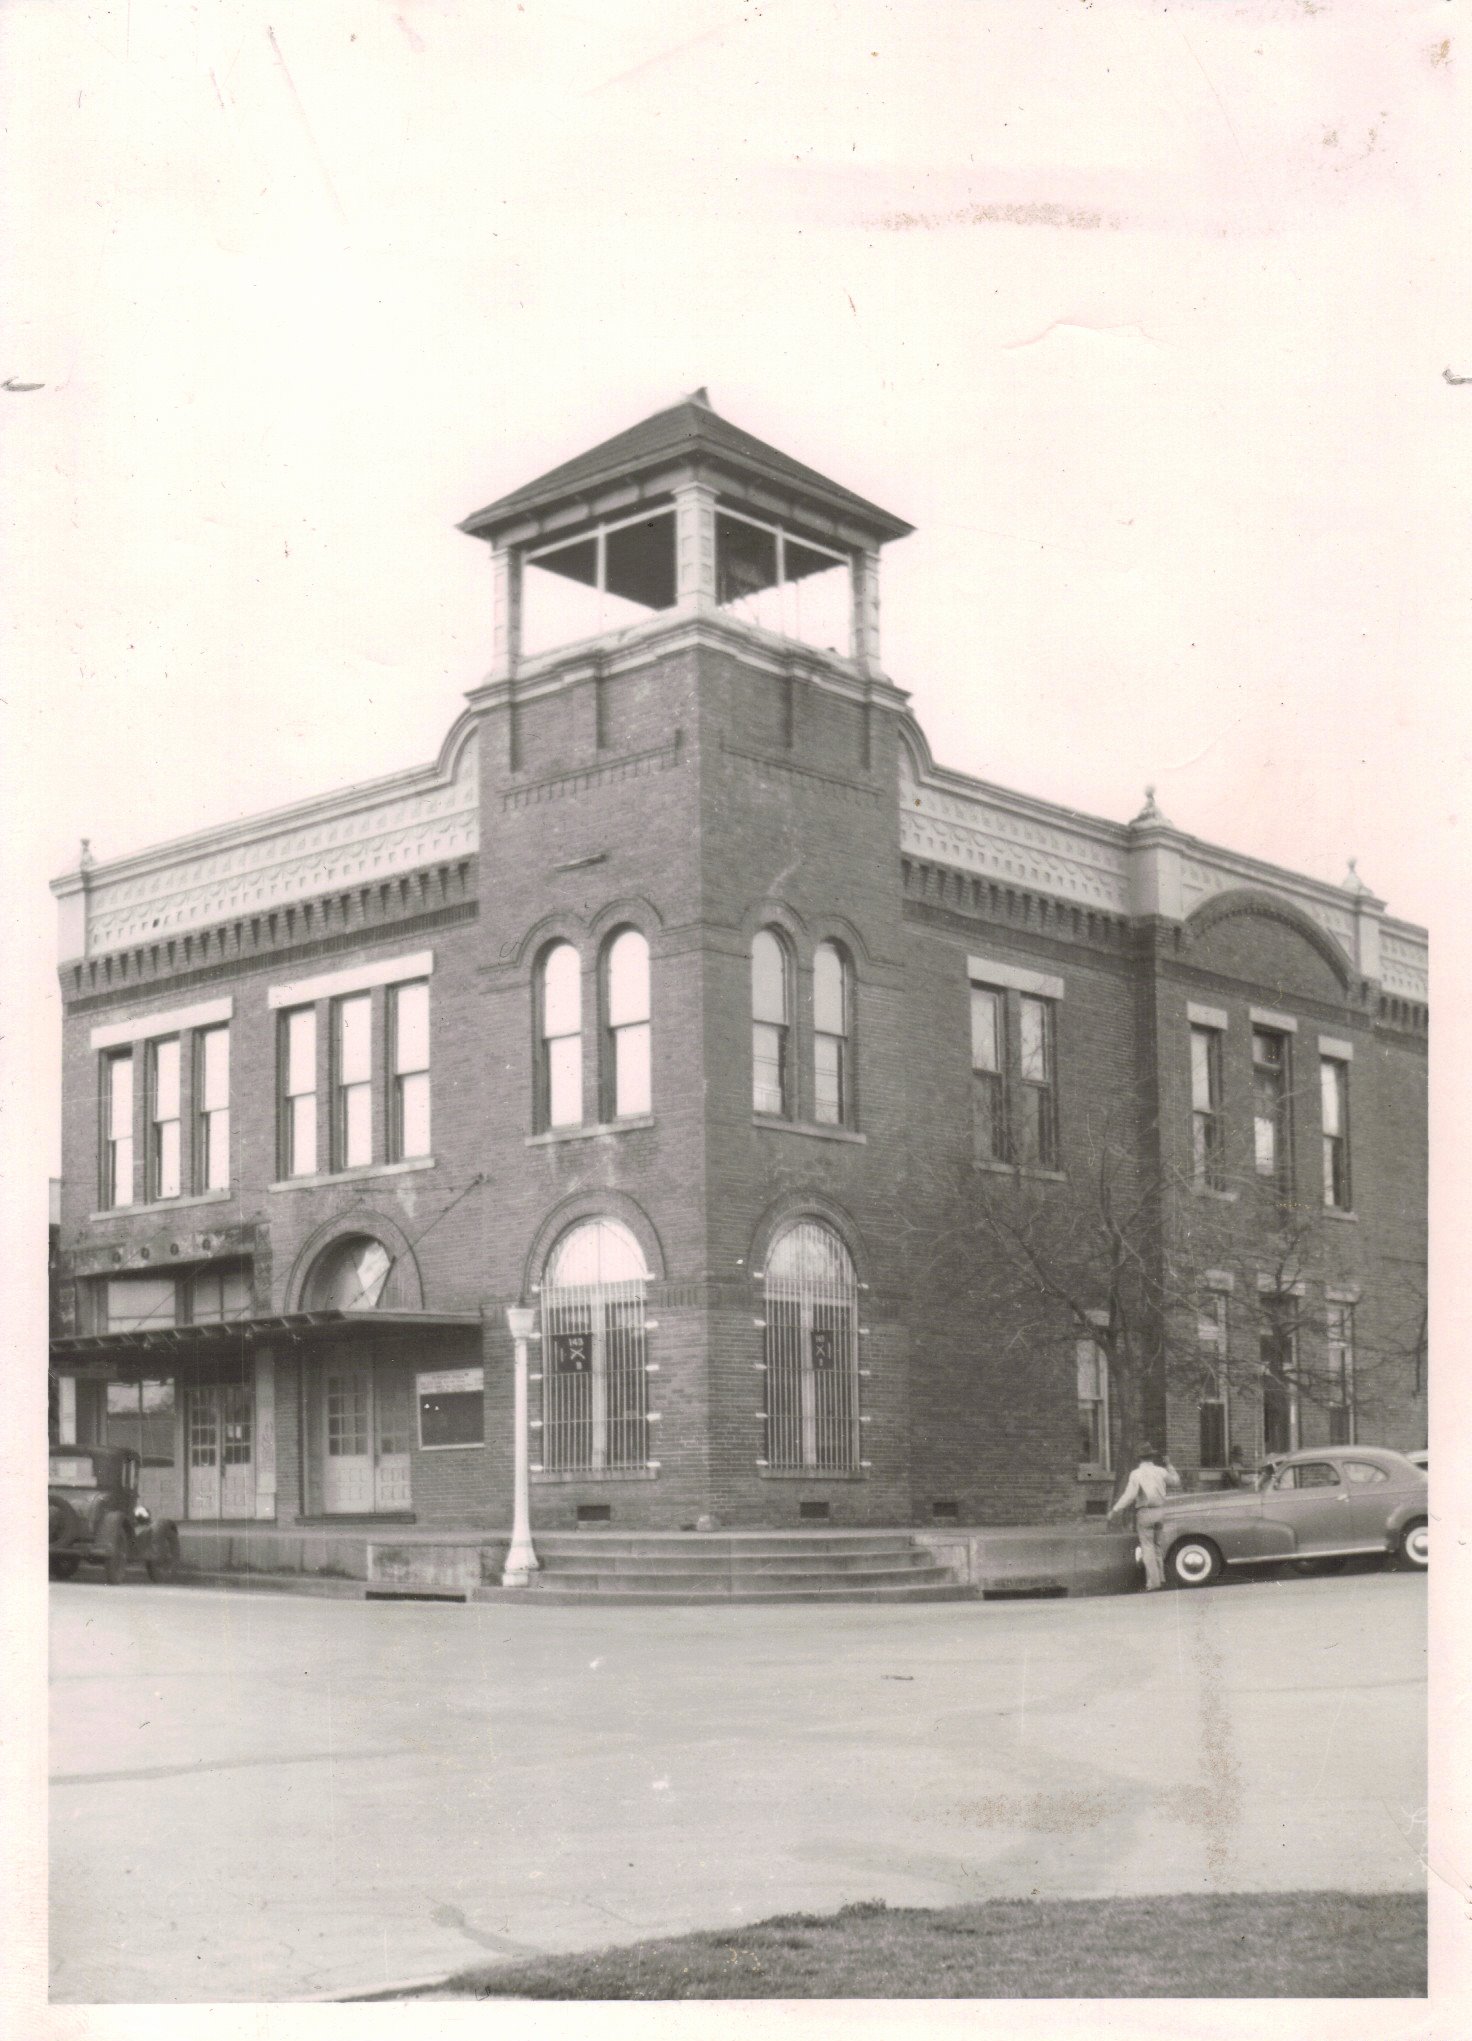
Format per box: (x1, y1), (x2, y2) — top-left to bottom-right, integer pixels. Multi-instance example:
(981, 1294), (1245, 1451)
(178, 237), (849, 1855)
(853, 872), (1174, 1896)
(50, 1570), (1426, 2002)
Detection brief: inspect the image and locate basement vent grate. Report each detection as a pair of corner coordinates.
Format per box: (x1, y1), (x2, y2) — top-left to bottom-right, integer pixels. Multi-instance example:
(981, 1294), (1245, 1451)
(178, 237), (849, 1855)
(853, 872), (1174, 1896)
(576, 1504), (613, 1524)
(981, 1585), (1068, 1601)
(364, 1590), (469, 1604)
(931, 1500), (960, 1520)
(798, 1501), (831, 1522)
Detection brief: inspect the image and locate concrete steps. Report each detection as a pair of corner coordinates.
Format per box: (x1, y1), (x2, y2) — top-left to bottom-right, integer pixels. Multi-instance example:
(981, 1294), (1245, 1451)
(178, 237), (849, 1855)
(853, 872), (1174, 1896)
(509, 1529), (971, 1603)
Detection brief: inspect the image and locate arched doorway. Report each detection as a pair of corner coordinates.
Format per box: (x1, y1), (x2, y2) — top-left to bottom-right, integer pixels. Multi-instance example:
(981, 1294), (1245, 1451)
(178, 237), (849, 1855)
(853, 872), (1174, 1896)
(539, 1219), (651, 1473)
(762, 1220), (860, 1473)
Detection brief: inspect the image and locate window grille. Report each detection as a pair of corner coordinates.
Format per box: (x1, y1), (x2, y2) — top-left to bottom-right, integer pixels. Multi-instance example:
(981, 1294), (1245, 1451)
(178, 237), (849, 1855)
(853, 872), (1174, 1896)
(762, 1221), (860, 1473)
(540, 1220), (650, 1472)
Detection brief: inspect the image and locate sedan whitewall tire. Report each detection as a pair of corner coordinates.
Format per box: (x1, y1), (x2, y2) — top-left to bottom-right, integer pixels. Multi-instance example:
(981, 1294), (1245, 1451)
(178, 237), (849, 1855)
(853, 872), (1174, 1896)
(1167, 1537), (1222, 1589)
(1399, 1520), (1429, 1570)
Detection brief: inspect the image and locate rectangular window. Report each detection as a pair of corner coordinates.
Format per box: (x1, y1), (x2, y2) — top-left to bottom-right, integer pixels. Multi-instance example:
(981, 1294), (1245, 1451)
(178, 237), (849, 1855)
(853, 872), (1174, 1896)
(1260, 1306), (1298, 1456)
(189, 1264), (251, 1323)
(1252, 1029), (1290, 1189)
(416, 1367), (486, 1448)
(1077, 1338), (1110, 1469)
(1327, 1302), (1355, 1446)
(104, 1276), (177, 1332)
(390, 981), (431, 1160)
(1321, 1057), (1351, 1210)
(1197, 1292), (1229, 1468)
(1190, 1026), (1225, 1189)
(1017, 996), (1057, 1168)
(280, 1007), (317, 1178)
(195, 1026), (231, 1192)
(970, 988), (1006, 1163)
(105, 1380), (176, 1463)
(101, 1050), (135, 1208)
(333, 994), (373, 1170)
(148, 1037), (182, 1201)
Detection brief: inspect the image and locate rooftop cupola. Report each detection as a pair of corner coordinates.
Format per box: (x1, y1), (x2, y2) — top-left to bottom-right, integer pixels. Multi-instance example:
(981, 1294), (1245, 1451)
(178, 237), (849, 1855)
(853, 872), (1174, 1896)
(459, 390), (912, 678)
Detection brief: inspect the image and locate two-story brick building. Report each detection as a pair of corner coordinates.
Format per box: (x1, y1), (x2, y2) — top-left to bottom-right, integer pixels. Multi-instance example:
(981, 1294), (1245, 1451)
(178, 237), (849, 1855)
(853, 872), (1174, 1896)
(48, 393), (1428, 1538)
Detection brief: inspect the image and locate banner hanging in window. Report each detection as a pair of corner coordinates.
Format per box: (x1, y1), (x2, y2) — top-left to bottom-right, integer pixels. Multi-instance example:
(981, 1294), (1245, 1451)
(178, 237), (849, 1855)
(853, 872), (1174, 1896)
(417, 1367), (484, 1448)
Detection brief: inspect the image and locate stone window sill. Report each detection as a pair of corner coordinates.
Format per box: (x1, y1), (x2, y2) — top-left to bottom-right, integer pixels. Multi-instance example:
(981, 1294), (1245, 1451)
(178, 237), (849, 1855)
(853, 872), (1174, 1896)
(1321, 1205), (1359, 1223)
(756, 1467), (869, 1482)
(527, 1118), (655, 1147)
(974, 1159), (1066, 1183)
(89, 1188), (234, 1222)
(268, 1157), (436, 1192)
(752, 1116), (867, 1145)
(1191, 1184), (1239, 1203)
(531, 1466), (659, 1484)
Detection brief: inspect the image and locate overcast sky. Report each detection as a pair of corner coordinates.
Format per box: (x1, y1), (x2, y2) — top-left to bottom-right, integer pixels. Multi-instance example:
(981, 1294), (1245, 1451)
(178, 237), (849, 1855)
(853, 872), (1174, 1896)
(3, 0), (1468, 1184)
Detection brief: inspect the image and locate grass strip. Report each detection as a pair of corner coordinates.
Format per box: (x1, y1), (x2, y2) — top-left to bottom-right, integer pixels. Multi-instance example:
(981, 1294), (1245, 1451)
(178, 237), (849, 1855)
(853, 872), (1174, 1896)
(434, 1890), (1424, 2000)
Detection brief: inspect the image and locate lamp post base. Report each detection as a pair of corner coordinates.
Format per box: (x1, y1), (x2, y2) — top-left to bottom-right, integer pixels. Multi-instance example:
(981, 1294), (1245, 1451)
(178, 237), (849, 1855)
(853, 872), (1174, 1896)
(501, 1540), (540, 1589)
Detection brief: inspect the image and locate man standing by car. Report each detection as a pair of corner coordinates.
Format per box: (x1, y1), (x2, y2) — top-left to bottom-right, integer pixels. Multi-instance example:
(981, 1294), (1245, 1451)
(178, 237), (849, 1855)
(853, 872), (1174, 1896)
(1107, 1444), (1181, 1590)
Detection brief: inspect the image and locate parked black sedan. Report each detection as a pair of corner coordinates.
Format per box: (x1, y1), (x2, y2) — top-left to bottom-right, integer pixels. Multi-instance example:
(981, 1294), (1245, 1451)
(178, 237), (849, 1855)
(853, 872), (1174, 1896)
(48, 1447), (181, 1583)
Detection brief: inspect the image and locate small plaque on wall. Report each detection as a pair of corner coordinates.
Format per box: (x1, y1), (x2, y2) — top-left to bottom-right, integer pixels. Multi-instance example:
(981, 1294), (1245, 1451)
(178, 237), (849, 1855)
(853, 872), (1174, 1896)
(551, 1331), (592, 1376)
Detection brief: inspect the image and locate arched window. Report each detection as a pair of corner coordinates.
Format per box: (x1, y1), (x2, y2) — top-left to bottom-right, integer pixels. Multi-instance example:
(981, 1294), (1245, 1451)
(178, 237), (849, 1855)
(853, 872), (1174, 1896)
(304, 1235), (394, 1312)
(538, 942), (583, 1129)
(603, 929), (651, 1120)
(761, 1220), (860, 1473)
(751, 928), (791, 1117)
(813, 942), (852, 1127)
(540, 1219), (651, 1473)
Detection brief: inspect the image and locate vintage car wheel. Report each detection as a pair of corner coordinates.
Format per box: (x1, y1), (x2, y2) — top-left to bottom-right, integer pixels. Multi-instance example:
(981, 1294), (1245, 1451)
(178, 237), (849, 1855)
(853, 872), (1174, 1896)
(99, 1512), (130, 1585)
(48, 1555), (81, 1580)
(1398, 1519), (1429, 1571)
(145, 1524), (181, 1583)
(1167, 1537), (1222, 1589)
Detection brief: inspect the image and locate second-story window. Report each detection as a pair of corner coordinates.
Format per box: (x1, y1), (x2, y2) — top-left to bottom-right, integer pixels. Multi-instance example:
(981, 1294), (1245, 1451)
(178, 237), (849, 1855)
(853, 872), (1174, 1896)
(390, 981), (431, 1161)
(1321, 1057), (1351, 1210)
(540, 942), (583, 1129)
(148, 1038), (182, 1201)
(604, 930), (651, 1120)
(813, 942), (851, 1126)
(333, 994), (373, 1171)
(195, 1026), (230, 1192)
(1190, 1025), (1225, 1188)
(101, 1050), (134, 1209)
(280, 1007), (317, 1178)
(751, 928), (791, 1117)
(1252, 1030), (1290, 1191)
(970, 987), (1005, 1163)
(1017, 996), (1057, 1168)
(1326, 1301), (1356, 1445)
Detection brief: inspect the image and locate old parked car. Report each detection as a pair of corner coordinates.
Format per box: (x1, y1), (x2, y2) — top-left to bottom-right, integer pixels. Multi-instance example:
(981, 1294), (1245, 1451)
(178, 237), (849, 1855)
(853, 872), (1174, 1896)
(48, 1446), (181, 1584)
(1139, 1446), (1428, 1589)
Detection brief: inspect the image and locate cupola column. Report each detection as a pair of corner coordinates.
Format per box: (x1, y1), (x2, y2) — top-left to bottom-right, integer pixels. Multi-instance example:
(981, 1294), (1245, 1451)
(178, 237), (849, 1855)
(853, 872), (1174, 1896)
(673, 481), (718, 615)
(851, 547), (883, 674)
(489, 543), (523, 677)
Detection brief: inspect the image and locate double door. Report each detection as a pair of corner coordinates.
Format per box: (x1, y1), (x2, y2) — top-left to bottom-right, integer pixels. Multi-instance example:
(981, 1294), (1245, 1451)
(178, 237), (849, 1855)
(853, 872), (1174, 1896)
(187, 1376), (255, 1520)
(322, 1358), (412, 1514)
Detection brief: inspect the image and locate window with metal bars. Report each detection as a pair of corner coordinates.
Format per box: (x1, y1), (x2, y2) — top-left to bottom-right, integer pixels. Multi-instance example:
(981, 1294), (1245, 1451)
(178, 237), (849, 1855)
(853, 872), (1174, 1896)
(760, 1220), (861, 1473)
(538, 1220), (650, 1473)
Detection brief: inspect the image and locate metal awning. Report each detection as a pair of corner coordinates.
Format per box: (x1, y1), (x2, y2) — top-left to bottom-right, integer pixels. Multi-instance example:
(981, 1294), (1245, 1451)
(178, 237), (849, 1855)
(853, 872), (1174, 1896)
(50, 1309), (483, 1366)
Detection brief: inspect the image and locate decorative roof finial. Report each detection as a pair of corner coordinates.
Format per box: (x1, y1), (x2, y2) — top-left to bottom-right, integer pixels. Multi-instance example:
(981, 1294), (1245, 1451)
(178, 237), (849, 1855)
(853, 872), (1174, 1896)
(79, 837), (93, 871)
(1342, 856), (1373, 897)
(687, 385), (711, 407)
(1131, 784), (1170, 827)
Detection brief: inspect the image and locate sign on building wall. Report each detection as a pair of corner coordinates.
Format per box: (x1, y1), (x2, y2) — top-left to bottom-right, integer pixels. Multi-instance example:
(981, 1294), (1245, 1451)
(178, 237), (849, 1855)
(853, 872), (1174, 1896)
(551, 1331), (592, 1376)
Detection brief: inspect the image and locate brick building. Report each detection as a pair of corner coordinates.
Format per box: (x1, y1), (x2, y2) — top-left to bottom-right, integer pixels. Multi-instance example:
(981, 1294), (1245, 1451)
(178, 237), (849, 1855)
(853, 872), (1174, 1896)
(48, 394), (1429, 1535)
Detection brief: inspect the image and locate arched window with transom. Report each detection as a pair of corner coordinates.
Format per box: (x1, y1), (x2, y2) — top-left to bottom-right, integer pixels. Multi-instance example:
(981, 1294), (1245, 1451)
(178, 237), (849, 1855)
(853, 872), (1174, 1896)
(537, 942), (583, 1130)
(539, 1219), (651, 1473)
(813, 942), (853, 1127)
(602, 928), (651, 1120)
(751, 928), (791, 1117)
(761, 1219), (860, 1473)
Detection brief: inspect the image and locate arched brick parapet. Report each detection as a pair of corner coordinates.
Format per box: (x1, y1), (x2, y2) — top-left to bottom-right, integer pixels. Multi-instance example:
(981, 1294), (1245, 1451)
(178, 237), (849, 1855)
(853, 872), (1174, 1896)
(285, 1210), (426, 1313)
(1182, 887), (1354, 991)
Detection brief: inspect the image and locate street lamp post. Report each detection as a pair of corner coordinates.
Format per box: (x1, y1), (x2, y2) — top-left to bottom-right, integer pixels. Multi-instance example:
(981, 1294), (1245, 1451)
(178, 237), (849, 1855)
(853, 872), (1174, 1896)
(503, 1305), (540, 1587)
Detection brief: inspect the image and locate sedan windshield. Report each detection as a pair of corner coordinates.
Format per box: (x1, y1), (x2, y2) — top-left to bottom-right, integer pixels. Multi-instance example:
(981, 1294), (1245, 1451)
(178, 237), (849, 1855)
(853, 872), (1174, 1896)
(49, 1454), (101, 1487)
